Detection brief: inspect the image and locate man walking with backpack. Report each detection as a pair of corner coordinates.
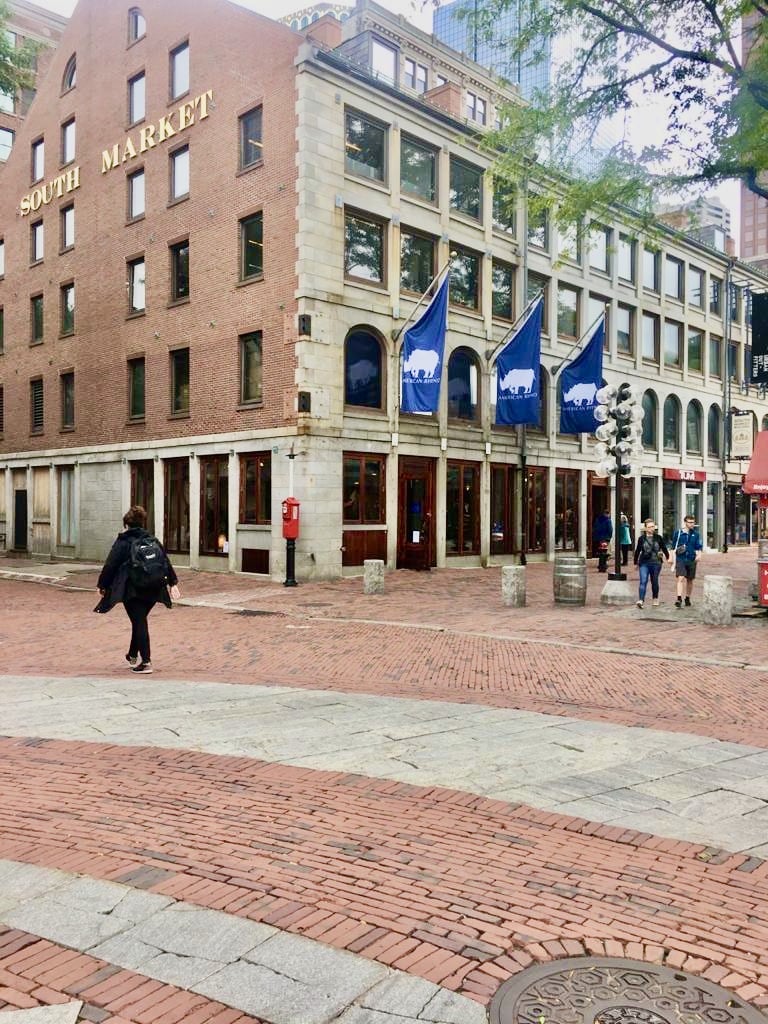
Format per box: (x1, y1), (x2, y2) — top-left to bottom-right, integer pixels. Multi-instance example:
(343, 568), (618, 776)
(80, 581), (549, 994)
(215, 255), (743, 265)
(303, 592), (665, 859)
(672, 514), (703, 608)
(95, 505), (178, 674)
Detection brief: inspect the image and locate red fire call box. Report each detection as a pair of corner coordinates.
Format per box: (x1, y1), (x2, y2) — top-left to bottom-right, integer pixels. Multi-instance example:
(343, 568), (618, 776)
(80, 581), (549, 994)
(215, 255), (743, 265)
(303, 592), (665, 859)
(282, 497), (300, 540)
(759, 561), (768, 608)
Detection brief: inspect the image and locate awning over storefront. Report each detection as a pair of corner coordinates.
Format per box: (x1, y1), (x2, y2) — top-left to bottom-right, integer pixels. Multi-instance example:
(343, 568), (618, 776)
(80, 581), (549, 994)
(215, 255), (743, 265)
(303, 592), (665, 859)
(744, 432), (768, 494)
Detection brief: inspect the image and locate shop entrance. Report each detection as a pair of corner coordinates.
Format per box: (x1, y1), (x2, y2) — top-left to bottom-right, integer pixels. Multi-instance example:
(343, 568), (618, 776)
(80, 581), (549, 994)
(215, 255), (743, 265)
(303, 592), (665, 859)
(397, 456), (435, 570)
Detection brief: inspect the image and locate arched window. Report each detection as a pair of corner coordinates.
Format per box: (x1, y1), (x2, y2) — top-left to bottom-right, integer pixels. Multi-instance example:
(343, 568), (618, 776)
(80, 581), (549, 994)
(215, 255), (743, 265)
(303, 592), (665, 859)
(311, 11), (320, 20)
(708, 404), (721, 457)
(61, 54), (76, 92)
(686, 400), (702, 454)
(340, 12), (349, 21)
(128, 8), (146, 43)
(290, 19), (299, 29)
(663, 395), (681, 452)
(447, 347), (480, 421)
(301, 15), (309, 27)
(641, 390), (657, 450)
(344, 328), (383, 408)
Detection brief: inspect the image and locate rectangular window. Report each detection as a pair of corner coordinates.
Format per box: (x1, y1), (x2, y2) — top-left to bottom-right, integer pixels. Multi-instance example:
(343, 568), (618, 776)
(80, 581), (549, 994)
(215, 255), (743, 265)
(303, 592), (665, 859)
(200, 455), (229, 555)
(400, 135), (436, 203)
(237, 212), (263, 282)
(527, 271), (549, 333)
(449, 245), (480, 309)
(688, 329), (703, 373)
(688, 266), (704, 307)
(0, 126), (13, 161)
(446, 461), (480, 555)
(128, 72), (145, 125)
(616, 303), (634, 355)
(128, 168), (145, 219)
(490, 465), (515, 556)
(239, 106), (262, 169)
(240, 452), (272, 524)
(403, 57), (427, 92)
(345, 110), (386, 182)
(129, 8), (146, 42)
(400, 229), (434, 294)
(61, 118), (75, 165)
(128, 357), (145, 419)
(239, 330), (262, 405)
(60, 372), (74, 428)
(30, 294), (44, 343)
(710, 277), (722, 315)
(343, 454), (386, 525)
(170, 145), (190, 200)
(618, 234), (635, 281)
(0, 238), (4, 277)
(588, 224), (611, 273)
(643, 248), (660, 291)
(728, 282), (740, 321)
(170, 240), (189, 300)
(0, 306), (4, 354)
(449, 157), (482, 220)
(60, 203), (74, 250)
(60, 283), (75, 334)
(31, 138), (44, 183)
(164, 458), (190, 554)
(466, 91), (486, 124)
(30, 378), (43, 433)
(128, 257), (145, 313)
(344, 211), (384, 284)
(557, 283), (579, 338)
(0, 385), (3, 432)
(492, 261), (514, 320)
(170, 347), (190, 414)
(30, 220), (44, 263)
(665, 256), (683, 299)
(558, 222), (581, 263)
(170, 41), (189, 99)
(642, 312), (659, 362)
(0, 88), (14, 114)
(371, 39), (397, 82)
(709, 334), (722, 378)
(527, 203), (549, 249)
(664, 319), (682, 367)
(492, 181), (516, 234)
(728, 341), (739, 381)
(589, 294), (609, 350)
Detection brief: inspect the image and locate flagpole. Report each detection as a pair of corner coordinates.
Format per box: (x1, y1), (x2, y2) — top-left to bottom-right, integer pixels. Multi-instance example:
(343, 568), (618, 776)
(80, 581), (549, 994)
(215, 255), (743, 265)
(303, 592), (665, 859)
(520, 170), (530, 566)
(489, 289), (543, 366)
(391, 256), (454, 345)
(552, 307), (607, 378)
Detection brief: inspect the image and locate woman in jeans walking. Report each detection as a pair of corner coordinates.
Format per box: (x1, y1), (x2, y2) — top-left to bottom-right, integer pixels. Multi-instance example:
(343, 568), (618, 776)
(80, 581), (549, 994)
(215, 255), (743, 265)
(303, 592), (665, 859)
(633, 518), (670, 609)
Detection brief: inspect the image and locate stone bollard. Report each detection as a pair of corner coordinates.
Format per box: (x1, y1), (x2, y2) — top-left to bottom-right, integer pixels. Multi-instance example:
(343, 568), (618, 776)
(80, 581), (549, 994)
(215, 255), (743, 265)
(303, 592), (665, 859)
(502, 565), (526, 608)
(363, 559), (385, 595)
(702, 575), (733, 626)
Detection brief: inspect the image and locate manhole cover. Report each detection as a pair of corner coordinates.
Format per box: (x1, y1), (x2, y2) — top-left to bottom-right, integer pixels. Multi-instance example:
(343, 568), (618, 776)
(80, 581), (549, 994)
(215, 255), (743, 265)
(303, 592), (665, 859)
(490, 957), (767, 1024)
(231, 609), (282, 617)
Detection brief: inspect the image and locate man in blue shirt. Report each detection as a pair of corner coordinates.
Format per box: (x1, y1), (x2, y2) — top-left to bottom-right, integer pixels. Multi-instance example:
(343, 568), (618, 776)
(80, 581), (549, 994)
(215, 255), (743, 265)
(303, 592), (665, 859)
(672, 514), (703, 608)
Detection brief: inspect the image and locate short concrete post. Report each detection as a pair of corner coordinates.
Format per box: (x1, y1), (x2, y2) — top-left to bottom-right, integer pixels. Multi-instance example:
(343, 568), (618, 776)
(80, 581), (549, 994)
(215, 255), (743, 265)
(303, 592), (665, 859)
(702, 575), (733, 626)
(502, 564), (526, 608)
(363, 559), (385, 595)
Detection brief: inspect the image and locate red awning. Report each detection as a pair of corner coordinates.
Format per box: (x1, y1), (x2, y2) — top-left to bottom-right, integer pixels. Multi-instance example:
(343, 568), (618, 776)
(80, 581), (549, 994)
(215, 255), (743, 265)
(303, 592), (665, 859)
(744, 431), (768, 494)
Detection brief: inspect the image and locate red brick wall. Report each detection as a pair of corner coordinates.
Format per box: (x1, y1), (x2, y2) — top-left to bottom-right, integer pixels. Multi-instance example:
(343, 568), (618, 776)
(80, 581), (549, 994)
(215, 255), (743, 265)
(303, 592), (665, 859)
(0, 0), (301, 453)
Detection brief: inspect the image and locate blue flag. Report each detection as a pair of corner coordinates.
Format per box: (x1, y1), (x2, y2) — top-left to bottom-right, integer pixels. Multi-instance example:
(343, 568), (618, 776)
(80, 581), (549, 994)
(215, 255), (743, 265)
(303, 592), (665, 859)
(401, 275), (449, 414)
(494, 296), (543, 426)
(559, 317), (605, 434)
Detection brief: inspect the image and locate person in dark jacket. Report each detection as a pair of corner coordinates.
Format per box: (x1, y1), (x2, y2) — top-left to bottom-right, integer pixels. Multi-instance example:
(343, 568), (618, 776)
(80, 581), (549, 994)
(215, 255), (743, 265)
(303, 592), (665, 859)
(633, 518), (670, 609)
(592, 510), (613, 571)
(95, 505), (177, 674)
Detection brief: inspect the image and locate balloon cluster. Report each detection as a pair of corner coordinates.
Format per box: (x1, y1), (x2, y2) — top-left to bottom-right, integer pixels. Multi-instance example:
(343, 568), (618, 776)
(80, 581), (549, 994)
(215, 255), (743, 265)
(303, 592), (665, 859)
(593, 383), (644, 479)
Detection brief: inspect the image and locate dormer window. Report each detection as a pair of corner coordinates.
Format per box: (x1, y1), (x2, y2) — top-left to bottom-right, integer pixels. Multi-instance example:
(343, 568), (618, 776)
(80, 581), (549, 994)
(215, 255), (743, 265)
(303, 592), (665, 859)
(61, 54), (76, 92)
(371, 39), (397, 84)
(128, 8), (146, 43)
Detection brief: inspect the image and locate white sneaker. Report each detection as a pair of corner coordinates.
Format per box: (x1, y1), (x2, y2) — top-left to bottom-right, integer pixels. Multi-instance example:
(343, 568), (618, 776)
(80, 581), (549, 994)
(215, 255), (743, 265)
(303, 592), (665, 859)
(636, 600), (643, 608)
(652, 599), (659, 607)
(132, 662), (153, 674)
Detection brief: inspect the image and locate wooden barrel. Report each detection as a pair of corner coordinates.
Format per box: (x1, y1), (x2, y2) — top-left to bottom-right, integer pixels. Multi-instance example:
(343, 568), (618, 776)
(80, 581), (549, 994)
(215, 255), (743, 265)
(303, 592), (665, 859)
(553, 554), (587, 606)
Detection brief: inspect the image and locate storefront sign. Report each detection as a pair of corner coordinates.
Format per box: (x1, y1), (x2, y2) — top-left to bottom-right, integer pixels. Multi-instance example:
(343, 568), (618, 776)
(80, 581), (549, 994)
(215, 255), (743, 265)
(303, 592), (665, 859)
(663, 468), (706, 482)
(101, 89), (213, 174)
(751, 292), (768, 384)
(731, 412), (754, 459)
(20, 166), (81, 216)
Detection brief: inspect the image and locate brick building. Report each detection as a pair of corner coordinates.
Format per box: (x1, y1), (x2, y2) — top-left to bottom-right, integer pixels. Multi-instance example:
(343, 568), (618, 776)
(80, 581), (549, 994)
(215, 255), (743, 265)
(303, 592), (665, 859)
(0, 0), (767, 578)
(0, 0), (67, 166)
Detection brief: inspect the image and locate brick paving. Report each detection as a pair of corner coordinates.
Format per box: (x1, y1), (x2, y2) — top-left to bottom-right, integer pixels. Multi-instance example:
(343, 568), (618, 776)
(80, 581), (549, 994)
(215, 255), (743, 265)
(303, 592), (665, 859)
(2, 737), (768, 1007)
(0, 927), (263, 1023)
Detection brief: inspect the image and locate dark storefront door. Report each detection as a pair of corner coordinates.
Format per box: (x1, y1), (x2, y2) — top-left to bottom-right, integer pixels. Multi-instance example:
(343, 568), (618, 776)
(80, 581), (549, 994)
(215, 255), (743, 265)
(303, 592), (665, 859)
(13, 490), (28, 550)
(397, 456), (435, 570)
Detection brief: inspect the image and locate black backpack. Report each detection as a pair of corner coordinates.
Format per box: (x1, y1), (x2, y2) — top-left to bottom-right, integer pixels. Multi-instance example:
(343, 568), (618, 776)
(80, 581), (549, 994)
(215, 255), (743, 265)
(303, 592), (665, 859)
(128, 535), (168, 590)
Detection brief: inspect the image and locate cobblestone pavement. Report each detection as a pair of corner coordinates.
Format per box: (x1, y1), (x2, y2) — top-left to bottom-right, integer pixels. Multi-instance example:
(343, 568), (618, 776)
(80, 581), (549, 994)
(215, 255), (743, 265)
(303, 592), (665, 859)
(1, 550), (768, 1022)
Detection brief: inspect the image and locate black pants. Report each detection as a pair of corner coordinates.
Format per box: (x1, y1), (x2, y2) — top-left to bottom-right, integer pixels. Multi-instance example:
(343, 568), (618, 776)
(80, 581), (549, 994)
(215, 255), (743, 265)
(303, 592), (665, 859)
(124, 597), (156, 663)
(621, 544), (631, 566)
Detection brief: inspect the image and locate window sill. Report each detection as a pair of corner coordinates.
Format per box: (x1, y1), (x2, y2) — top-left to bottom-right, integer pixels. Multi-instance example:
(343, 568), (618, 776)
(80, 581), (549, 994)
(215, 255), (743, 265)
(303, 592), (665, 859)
(59, 245), (74, 255)
(401, 192), (438, 212)
(167, 297), (190, 308)
(127, 416), (146, 425)
(29, 339), (43, 347)
(168, 194), (189, 208)
(344, 404), (387, 416)
(126, 214), (146, 226)
(449, 210), (482, 227)
(239, 521), (271, 530)
(168, 411), (190, 420)
(343, 171), (389, 193)
(492, 313), (514, 324)
(449, 304), (482, 318)
(59, 159), (75, 171)
(345, 276), (387, 292)
(127, 117), (145, 130)
(236, 401), (264, 411)
(30, 259), (43, 268)
(126, 309), (146, 320)
(236, 275), (263, 289)
(60, 85), (75, 99)
(169, 88), (190, 107)
(59, 330), (75, 339)
(30, 430), (43, 437)
(199, 550), (228, 558)
(127, 34), (146, 49)
(59, 426), (75, 433)
(236, 160), (264, 178)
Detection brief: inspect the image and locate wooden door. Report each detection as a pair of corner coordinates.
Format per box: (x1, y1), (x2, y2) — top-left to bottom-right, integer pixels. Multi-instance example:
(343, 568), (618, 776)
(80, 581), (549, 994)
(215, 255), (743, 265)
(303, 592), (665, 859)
(397, 456), (435, 570)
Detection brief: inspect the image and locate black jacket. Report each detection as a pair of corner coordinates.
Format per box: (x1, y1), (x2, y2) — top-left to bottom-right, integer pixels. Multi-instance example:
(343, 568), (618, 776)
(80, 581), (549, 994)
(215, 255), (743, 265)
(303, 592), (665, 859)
(94, 527), (177, 613)
(633, 532), (670, 565)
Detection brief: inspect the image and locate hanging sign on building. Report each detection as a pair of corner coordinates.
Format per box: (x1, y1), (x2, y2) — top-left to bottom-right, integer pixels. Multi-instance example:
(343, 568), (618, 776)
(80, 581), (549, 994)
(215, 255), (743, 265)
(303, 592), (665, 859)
(663, 468), (706, 483)
(750, 292), (768, 384)
(731, 412), (754, 458)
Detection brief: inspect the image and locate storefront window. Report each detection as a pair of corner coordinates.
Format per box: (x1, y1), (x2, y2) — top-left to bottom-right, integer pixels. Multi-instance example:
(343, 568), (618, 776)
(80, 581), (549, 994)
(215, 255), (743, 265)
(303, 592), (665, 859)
(200, 455), (228, 555)
(490, 464), (515, 555)
(343, 454), (385, 524)
(447, 348), (479, 421)
(640, 476), (656, 523)
(526, 466), (547, 553)
(555, 469), (579, 550)
(662, 479), (678, 540)
(706, 482), (719, 548)
(164, 458), (189, 554)
(446, 461), (479, 554)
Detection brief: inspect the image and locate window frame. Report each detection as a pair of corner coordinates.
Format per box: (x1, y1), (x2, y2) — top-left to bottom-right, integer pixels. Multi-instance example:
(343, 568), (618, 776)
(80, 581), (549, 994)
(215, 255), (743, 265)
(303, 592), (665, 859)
(169, 346), (190, 415)
(169, 239), (190, 302)
(0, 125), (14, 162)
(60, 203), (74, 251)
(61, 54), (76, 93)
(128, 71), (146, 126)
(30, 293), (44, 345)
(642, 311), (660, 363)
(688, 328), (703, 374)
(642, 248), (660, 292)
(169, 40), (190, 101)
(344, 210), (386, 286)
(688, 266), (704, 308)
(665, 255), (684, 300)
(60, 282), (75, 336)
(342, 452), (386, 526)
(128, 7), (146, 44)
(239, 330), (263, 406)
(30, 219), (44, 264)
(128, 356), (146, 421)
(556, 282), (580, 339)
(588, 223), (611, 274)
(709, 334), (722, 379)
(616, 302), (634, 356)
(239, 211), (264, 282)
(344, 329), (384, 410)
(447, 347), (481, 423)
(198, 454), (229, 556)
(449, 156), (483, 221)
(399, 227), (435, 296)
(617, 234), (635, 282)
(239, 451), (272, 525)
(31, 137), (44, 184)
(448, 244), (481, 311)
(238, 106), (263, 171)
(60, 117), (76, 166)
(30, 377), (44, 434)
(446, 460), (481, 556)
(400, 134), (437, 204)
(344, 109), (387, 183)
(127, 167), (145, 221)
(60, 371), (75, 429)
(128, 256), (146, 315)
(491, 260), (514, 321)
(663, 318), (683, 368)
(169, 143), (190, 202)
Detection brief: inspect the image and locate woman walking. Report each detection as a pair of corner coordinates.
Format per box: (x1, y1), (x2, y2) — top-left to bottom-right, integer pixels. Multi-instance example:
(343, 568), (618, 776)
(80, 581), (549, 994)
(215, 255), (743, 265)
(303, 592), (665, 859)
(633, 518), (670, 609)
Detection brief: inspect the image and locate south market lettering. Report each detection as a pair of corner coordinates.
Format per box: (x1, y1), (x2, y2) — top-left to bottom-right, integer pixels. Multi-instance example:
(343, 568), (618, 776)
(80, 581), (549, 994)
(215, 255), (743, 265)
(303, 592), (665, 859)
(20, 166), (81, 216)
(101, 89), (213, 173)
